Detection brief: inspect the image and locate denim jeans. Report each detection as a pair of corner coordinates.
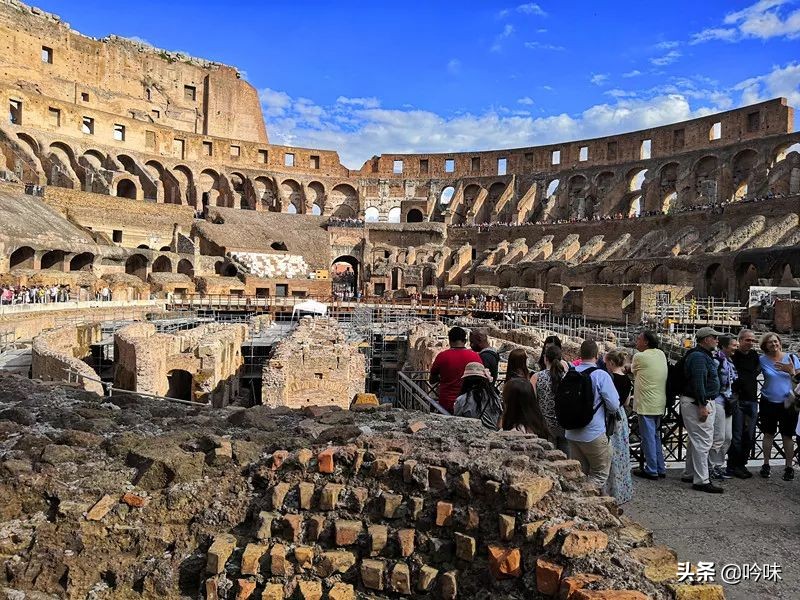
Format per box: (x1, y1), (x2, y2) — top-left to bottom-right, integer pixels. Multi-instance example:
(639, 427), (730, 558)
(638, 414), (666, 475)
(727, 400), (758, 469)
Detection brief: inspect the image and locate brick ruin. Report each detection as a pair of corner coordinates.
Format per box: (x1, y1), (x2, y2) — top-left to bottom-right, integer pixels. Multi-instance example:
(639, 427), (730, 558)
(113, 322), (246, 405)
(0, 373), (725, 599)
(30, 322), (103, 394)
(261, 318), (366, 410)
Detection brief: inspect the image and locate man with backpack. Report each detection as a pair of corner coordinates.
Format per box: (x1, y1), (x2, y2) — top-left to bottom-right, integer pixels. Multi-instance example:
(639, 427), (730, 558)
(557, 340), (620, 488)
(680, 327), (724, 494)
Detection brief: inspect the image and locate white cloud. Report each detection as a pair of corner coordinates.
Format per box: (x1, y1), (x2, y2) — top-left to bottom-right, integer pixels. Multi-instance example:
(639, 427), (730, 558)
(260, 62), (800, 169)
(541, 85), (554, 91)
(491, 24), (515, 52)
(447, 59), (461, 75)
(517, 3), (546, 16)
(692, 0), (800, 43)
(654, 40), (680, 50)
(517, 96), (535, 105)
(622, 69), (642, 78)
(651, 50), (682, 66)
(590, 73), (609, 86)
(524, 41), (565, 51)
(497, 8), (511, 18)
(126, 36), (153, 47)
(336, 96), (380, 108)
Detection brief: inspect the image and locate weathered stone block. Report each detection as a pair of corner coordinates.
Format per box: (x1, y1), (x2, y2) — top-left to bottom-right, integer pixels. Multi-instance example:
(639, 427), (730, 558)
(536, 558), (564, 594)
(262, 583), (284, 600)
(361, 558), (386, 591)
(391, 562), (412, 594)
(673, 584), (725, 600)
(240, 543), (267, 576)
(383, 492), (403, 518)
(86, 494), (116, 521)
(319, 483), (344, 510)
(560, 530), (608, 558)
(236, 578), (256, 600)
(499, 514), (515, 541)
(435, 501), (453, 526)
(440, 571), (458, 600)
(206, 534), (237, 574)
(369, 524), (388, 556)
(318, 447), (336, 473)
(428, 466), (447, 489)
(334, 519), (362, 546)
(397, 528), (415, 557)
(296, 580), (322, 600)
(297, 482), (315, 510)
(418, 565), (439, 592)
(559, 574), (604, 600)
(270, 543), (287, 576)
(257, 511), (276, 541)
(506, 476), (553, 510)
(294, 545), (314, 569)
(282, 514), (303, 543)
(271, 482), (291, 510)
(454, 532), (476, 561)
(328, 583), (355, 600)
(487, 545), (521, 579)
(629, 545), (678, 583)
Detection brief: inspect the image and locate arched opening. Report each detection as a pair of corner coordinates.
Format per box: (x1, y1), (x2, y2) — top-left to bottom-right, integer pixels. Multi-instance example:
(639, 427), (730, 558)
(663, 191), (677, 213)
(166, 369), (193, 401)
(440, 186), (455, 205)
(311, 203), (322, 216)
(332, 255), (359, 298)
(41, 250), (65, 271)
(177, 259), (194, 278)
(651, 265), (669, 285)
(330, 184), (358, 218)
(387, 207), (401, 223)
(545, 179), (560, 201)
(152, 255), (172, 273)
(115, 178), (137, 199)
(391, 267), (403, 291)
(737, 263), (759, 302)
(694, 156), (719, 203)
(137, 244), (151, 250)
(286, 203), (298, 214)
(406, 209), (424, 223)
(628, 169), (647, 192)
(280, 179), (303, 214)
(597, 266), (615, 284)
(628, 195), (642, 217)
(254, 176), (277, 211)
(364, 207), (380, 222)
(705, 263), (728, 298)
(160, 246), (171, 252)
(69, 252), (94, 272)
(9, 246), (35, 270)
(125, 254), (148, 280)
(732, 149), (758, 201)
(772, 142), (800, 165)
(623, 265), (641, 284)
(223, 264), (238, 277)
(306, 181), (325, 213)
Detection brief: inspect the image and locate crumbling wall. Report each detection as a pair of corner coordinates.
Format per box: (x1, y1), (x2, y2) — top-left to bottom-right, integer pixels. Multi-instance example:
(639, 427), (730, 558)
(261, 317), (365, 409)
(404, 322), (449, 372)
(31, 323), (103, 394)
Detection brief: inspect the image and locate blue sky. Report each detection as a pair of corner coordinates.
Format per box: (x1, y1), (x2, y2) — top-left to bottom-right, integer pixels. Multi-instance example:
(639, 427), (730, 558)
(34, 0), (800, 167)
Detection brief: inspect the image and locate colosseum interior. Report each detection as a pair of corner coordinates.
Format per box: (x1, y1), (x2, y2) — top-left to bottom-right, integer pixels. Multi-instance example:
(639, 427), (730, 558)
(0, 1), (798, 599)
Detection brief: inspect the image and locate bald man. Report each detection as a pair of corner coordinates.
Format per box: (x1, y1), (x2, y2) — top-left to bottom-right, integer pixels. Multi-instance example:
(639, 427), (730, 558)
(470, 329), (499, 383)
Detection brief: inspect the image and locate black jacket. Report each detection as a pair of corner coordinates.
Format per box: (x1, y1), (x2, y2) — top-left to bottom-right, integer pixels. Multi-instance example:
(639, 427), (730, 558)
(731, 349), (760, 403)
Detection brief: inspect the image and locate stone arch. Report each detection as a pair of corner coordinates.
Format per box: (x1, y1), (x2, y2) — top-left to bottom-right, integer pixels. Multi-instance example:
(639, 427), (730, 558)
(329, 183), (358, 218)
(152, 255), (172, 273)
(651, 264), (670, 285)
(597, 266), (615, 284)
(40, 249), (65, 271)
(115, 177), (138, 199)
(69, 252), (94, 272)
(46, 141), (80, 188)
(166, 369), (193, 401)
(658, 162), (679, 211)
(693, 155), (719, 203)
(567, 175), (588, 217)
(627, 195), (642, 217)
(172, 165), (195, 207)
(731, 149), (758, 200)
(736, 263), (759, 302)
(198, 169), (221, 211)
(705, 263), (727, 298)
(311, 203), (322, 216)
(771, 141), (800, 166)
(406, 208), (424, 223)
(280, 179), (303, 213)
(177, 259), (194, 278)
(628, 168), (647, 192)
(145, 159), (179, 205)
(387, 207), (401, 223)
(463, 184), (482, 221)
(9, 246), (35, 270)
(307, 181), (325, 214)
(254, 176), (277, 211)
(364, 207), (380, 222)
(622, 264), (641, 284)
(332, 255), (359, 296)
(82, 149), (106, 169)
(16, 132), (41, 156)
(125, 254), (149, 280)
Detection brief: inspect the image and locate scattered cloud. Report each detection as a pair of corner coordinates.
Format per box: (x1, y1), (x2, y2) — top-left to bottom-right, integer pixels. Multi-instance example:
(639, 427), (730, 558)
(447, 58), (461, 74)
(692, 0), (800, 44)
(523, 41), (565, 51)
(260, 61), (800, 170)
(497, 8), (511, 18)
(490, 24), (515, 52)
(590, 73), (609, 86)
(536, 28), (548, 33)
(622, 70), (642, 78)
(517, 3), (546, 16)
(654, 40), (680, 50)
(541, 85), (554, 91)
(651, 50), (682, 66)
(126, 36), (153, 47)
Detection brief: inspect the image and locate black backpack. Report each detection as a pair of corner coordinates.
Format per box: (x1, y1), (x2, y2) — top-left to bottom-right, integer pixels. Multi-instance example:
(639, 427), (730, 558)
(555, 366), (599, 430)
(665, 347), (699, 407)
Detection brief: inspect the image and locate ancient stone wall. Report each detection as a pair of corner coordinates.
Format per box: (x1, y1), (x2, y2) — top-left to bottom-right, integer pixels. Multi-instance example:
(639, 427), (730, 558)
(774, 298), (800, 333)
(262, 317), (365, 409)
(30, 322), (103, 394)
(0, 374), (724, 599)
(582, 284), (693, 324)
(114, 322), (246, 405)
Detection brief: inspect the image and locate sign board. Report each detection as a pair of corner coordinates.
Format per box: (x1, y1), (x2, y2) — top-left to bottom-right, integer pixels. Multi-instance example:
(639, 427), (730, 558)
(748, 286), (800, 308)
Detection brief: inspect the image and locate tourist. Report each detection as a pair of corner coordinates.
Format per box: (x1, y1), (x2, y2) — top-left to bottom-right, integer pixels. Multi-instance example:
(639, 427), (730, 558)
(680, 327), (723, 493)
(505, 348), (530, 381)
(603, 349), (633, 505)
(453, 361), (502, 430)
(536, 335), (562, 371)
(631, 330), (668, 480)
(531, 344), (569, 452)
(500, 377), (549, 437)
(429, 326), (482, 414)
(709, 335), (738, 480)
(758, 332), (799, 481)
(469, 328), (499, 382)
(561, 340), (620, 489)
(727, 329), (759, 478)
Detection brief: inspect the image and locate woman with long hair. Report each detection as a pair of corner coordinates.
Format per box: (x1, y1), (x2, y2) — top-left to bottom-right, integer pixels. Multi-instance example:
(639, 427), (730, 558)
(531, 343), (569, 452)
(453, 362), (503, 430)
(537, 335), (562, 371)
(506, 348), (530, 381)
(603, 348), (634, 505)
(500, 378), (550, 437)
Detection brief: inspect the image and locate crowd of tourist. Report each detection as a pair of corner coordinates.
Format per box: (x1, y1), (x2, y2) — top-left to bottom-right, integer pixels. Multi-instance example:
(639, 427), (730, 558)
(327, 217), (366, 228)
(431, 325), (800, 506)
(1, 284), (73, 305)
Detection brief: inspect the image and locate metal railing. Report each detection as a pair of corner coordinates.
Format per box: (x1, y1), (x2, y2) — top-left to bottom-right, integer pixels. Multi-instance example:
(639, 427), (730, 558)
(396, 371), (448, 414)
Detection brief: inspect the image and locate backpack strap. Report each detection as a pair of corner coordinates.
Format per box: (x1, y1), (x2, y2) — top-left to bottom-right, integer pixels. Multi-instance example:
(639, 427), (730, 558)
(579, 366), (603, 416)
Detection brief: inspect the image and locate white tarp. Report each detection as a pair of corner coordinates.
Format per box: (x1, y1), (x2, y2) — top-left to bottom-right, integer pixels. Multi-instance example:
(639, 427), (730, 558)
(291, 299), (328, 319)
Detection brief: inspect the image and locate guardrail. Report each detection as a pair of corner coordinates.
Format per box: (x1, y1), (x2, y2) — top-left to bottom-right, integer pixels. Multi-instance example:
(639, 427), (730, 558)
(0, 298), (163, 316)
(396, 371), (449, 415)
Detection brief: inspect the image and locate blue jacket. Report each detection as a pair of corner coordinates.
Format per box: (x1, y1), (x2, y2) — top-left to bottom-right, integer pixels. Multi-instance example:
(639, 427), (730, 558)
(684, 347), (721, 406)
